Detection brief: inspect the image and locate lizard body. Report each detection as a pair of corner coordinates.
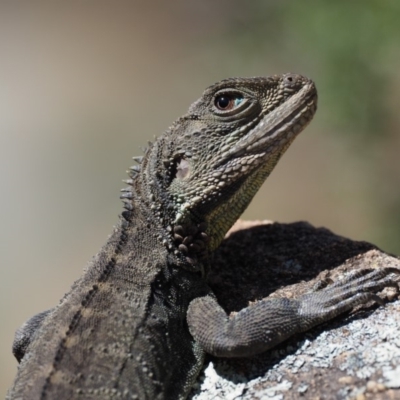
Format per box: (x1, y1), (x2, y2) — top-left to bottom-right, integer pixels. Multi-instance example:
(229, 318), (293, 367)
(8, 74), (399, 400)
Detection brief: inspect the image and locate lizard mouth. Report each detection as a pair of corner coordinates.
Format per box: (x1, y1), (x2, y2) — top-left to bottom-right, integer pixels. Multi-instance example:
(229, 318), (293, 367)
(216, 82), (318, 168)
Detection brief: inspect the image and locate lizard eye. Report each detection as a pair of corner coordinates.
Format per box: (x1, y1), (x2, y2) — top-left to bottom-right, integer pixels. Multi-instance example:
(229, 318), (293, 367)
(214, 94), (243, 111)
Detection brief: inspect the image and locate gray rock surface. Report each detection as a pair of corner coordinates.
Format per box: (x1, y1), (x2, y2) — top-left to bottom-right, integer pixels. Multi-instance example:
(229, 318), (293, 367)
(190, 220), (400, 400)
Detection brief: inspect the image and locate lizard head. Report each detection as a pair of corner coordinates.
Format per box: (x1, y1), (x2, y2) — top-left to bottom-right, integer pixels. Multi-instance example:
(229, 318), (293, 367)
(128, 74), (317, 266)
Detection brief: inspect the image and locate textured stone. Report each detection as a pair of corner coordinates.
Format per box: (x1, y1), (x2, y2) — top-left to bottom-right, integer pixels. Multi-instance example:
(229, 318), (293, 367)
(191, 220), (400, 400)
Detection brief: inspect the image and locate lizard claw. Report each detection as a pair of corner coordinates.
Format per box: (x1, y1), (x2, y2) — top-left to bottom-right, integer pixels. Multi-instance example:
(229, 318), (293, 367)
(299, 267), (400, 325)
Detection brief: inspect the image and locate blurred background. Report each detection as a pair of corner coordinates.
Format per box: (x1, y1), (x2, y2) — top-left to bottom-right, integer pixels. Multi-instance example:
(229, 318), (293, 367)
(1, 0), (400, 395)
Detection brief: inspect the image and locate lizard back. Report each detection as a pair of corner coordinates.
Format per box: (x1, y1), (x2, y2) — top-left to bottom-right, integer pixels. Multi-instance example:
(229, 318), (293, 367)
(10, 221), (208, 399)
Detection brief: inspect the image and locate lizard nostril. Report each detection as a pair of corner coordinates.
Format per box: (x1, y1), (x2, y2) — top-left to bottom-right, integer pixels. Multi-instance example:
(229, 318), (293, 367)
(283, 74), (298, 85)
(282, 74), (304, 94)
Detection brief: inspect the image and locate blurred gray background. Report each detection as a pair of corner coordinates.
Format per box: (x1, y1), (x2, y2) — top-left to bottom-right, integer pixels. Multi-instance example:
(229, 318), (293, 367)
(1, 1), (400, 395)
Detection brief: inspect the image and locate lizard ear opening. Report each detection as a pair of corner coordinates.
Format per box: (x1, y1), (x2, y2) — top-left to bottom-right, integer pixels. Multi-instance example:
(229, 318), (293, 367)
(175, 157), (191, 180)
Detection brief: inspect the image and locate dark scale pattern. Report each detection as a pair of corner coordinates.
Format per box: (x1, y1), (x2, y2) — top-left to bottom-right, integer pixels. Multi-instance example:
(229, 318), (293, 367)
(40, 220), (128, 399)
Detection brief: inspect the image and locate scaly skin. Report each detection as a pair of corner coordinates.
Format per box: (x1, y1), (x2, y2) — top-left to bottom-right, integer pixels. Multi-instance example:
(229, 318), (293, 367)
(8, 74), (399, 400)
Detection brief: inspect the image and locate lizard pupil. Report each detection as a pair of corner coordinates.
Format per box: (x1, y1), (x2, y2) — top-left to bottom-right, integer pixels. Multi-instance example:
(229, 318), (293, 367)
(215, 95), (231, 110)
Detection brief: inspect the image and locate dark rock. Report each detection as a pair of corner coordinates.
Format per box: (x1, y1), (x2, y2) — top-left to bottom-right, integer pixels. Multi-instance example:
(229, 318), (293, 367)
(190, 220), (400, 400)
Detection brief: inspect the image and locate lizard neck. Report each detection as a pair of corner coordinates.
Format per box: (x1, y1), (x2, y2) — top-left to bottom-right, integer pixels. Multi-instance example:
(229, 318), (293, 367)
(115, 195), (209, 278)
(120, 156), (211, 277)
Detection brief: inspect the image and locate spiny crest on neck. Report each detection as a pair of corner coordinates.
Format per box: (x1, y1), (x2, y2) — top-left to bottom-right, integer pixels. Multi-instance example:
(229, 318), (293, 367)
(119, 142), (151, 222)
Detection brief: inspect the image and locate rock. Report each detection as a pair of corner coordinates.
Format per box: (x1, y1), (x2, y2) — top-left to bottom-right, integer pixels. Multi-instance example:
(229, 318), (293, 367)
(190, 220), (400, 400)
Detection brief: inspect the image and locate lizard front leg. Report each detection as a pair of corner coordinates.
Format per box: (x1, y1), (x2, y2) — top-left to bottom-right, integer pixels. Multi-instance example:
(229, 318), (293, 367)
(187, 268), (399, 358)
(12, 309), (52, 362)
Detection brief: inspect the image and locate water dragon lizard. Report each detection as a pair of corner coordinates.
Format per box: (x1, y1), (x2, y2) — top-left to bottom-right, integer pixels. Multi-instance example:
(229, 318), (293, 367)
(8, 74), (400, 399)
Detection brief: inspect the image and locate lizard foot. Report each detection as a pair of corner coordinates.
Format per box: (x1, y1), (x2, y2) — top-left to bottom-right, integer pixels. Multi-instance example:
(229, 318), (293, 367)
(299, 267), (400, 322)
